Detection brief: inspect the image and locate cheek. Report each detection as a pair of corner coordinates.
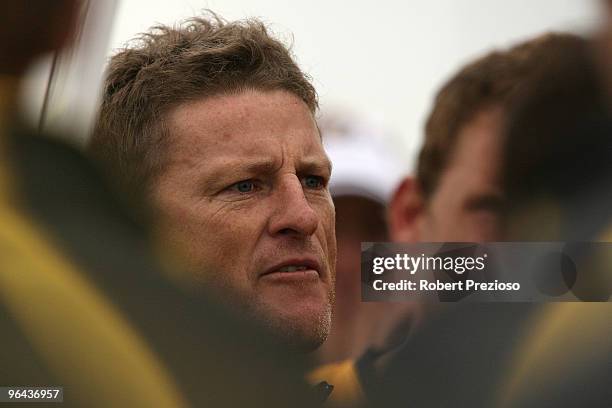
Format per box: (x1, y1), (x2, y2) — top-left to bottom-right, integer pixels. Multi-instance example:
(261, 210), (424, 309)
(318, 201), (337, 265)
(469, 212), (503, 241)
(156, 201), (218, 268)
(155, 196), (259, 274)
(203, 205), (273, 276)
(422, 200), (450, 237)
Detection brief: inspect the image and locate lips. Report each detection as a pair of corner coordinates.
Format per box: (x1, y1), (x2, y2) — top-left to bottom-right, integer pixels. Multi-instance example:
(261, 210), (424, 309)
(260, 258), (323, 278)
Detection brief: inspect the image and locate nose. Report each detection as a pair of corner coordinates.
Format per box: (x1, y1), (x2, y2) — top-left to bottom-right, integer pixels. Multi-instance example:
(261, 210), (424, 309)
(268, 175), (319, 237)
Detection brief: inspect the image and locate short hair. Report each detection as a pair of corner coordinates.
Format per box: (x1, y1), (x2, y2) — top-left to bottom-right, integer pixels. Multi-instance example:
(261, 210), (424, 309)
(90, 12), (317, 198)
(416, 33), (580, 199)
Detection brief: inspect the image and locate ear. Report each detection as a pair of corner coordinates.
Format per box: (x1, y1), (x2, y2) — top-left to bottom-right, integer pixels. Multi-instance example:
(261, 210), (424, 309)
(388, 176), (426, 242)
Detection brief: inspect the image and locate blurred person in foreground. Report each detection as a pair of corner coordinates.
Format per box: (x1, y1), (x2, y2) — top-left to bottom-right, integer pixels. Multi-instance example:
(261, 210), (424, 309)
(91, 12), (336, 354)
(370, 33), (611, 408)
(497, 30), (611, 408)
(0, 2), (317, 407)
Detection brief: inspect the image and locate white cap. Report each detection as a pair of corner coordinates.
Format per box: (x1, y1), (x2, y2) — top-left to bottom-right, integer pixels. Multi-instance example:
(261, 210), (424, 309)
(321, 112), (407, 205)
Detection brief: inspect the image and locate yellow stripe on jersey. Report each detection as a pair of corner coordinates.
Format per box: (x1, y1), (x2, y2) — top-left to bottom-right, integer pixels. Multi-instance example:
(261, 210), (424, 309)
(308, 359), (365, 407)
(0, 189), (187, 407)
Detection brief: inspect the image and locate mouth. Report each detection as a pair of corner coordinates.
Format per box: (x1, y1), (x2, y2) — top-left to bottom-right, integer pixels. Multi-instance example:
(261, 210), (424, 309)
(276, 265), (310, 272)
(260, 258), (323, 282)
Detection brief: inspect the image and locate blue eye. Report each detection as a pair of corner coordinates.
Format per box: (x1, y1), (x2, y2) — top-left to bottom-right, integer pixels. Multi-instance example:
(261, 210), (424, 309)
(303, 175), (324, 189)
(234, 180), (255, 193)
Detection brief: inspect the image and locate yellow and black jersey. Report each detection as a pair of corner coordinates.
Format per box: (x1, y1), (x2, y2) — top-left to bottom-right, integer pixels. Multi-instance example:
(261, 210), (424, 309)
(368, 302), (611, 408)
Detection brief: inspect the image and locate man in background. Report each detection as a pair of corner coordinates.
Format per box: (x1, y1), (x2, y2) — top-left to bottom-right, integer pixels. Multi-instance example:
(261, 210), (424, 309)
(332, 32), (575, 406)
(370, 32), (611, 407)
(307, 29), (572, 408)
(386, 35), (552, 243)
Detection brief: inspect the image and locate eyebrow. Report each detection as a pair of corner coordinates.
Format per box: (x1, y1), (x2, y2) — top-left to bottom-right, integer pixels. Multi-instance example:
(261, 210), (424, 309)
(299, 157), (333, 176)
(200, 159), (281, 184)
(464, 191), (507, 212)
(202, 156), (332, 182)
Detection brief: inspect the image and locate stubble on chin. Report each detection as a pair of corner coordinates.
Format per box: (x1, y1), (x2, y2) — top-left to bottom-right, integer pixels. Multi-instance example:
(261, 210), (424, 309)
(204, 273), (335, 352)
(248, 295), (333, 353)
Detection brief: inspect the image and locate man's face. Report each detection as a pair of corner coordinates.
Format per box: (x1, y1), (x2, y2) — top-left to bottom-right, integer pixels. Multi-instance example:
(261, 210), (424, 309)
(153, 89), (336, 350)
(422, 106), (505, 241)
(391, 106), (505, 243)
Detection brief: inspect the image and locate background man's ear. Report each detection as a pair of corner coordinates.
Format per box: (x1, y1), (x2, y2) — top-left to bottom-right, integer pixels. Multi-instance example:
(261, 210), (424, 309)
(388, 176), (425, 242)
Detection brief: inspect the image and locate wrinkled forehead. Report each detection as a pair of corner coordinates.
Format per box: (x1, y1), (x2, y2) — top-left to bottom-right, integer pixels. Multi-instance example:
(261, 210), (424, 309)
(164, 89), (328, 169)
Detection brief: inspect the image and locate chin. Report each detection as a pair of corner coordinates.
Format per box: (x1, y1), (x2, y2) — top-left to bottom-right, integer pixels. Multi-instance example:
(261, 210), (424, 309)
(257, 299), (332, 352)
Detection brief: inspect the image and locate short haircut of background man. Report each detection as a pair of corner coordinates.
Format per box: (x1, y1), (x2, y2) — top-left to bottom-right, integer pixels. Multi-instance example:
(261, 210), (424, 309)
(388, 34), (572, 244)
(91, 14), (336, 352)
